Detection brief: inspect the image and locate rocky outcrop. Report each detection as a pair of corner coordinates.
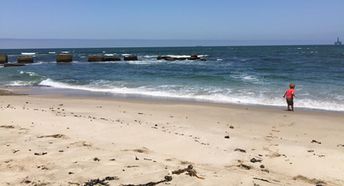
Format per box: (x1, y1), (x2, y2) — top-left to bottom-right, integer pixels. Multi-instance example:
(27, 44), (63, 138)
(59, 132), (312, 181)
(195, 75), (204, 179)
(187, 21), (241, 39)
(123, 54), (138, 61)
(0, 54), (8, 64)
(88, 54), (121, 62)
(88, 55), (104, 62)
(56, 54), (73, 63)
(157, 56), (184, 61)
(4, 63), (25, 67)
(17, 55), (34, 63)
(103, 54), (121, 61)
(188, 54), (205, 60)
(157, 54), (206, 61)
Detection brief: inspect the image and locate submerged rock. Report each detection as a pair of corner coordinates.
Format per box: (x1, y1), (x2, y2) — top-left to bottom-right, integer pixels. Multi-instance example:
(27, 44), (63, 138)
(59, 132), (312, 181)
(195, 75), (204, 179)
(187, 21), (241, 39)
(88, 55), (104, 62)
(56, 53), (73, 62)
(123, 54), (138, 61)
(3, 63), (25, 67)
(0, 54), (8, 64)
(103, 54), (121, 61)
(157, 54), (206, 61)
(17, 55), (34, 63)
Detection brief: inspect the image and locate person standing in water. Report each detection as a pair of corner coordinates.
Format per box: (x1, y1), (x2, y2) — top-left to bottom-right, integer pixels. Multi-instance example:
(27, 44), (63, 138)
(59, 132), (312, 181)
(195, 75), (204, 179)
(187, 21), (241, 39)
(283, 83), (296, 111)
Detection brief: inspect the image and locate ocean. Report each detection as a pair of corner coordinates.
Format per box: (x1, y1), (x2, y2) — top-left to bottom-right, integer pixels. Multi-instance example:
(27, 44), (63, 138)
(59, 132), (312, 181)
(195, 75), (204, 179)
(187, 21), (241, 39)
(0, 46), (343, 111)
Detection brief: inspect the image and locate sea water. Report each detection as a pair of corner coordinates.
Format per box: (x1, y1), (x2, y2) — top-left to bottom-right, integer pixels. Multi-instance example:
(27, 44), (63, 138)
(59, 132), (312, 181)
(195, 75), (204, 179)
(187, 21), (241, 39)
(0, 46), (343, 111)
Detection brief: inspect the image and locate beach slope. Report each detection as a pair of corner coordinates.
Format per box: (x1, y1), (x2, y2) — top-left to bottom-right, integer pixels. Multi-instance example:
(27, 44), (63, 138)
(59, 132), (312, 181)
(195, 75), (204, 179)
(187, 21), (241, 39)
(0, 95), (343, 185)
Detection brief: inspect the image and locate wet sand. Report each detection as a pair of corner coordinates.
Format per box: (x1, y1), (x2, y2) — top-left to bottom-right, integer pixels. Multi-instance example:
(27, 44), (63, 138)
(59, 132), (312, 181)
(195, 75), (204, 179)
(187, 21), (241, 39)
(0, 93), (344, 185)
(0, 89), (16, 96)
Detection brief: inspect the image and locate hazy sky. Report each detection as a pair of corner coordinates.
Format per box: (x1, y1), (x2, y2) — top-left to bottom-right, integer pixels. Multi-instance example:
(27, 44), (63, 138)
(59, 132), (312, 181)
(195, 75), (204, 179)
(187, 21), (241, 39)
(0, 0), (343, 47)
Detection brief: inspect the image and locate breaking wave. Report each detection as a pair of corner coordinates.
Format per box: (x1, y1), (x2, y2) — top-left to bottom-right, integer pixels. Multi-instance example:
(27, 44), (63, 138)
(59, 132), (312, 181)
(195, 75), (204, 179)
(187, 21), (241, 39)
(37, 78), (344, 111)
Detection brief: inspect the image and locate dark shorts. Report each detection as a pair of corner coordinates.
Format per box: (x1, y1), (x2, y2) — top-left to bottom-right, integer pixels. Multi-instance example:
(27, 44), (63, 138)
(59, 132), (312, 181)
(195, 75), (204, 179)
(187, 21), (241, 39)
(286, 98), (293, 105)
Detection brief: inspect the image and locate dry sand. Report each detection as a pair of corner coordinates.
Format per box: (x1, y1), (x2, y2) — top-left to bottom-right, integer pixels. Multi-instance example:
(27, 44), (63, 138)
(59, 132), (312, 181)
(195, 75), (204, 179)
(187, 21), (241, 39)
(0, 93), (344, 186)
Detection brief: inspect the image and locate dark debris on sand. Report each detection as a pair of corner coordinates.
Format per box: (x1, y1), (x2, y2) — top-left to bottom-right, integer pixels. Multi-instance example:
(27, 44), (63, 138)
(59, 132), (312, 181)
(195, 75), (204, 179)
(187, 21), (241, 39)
(37, 134), (66, 138)
(172, 165), (204, 179)
(84, 176), (118, 186)
(34, 152), (47, 156)
(122, 176), (172, 186)
(253, 177), (271, 183)
(237, 163), (251, 170)
(311, 140), (321, 144)
(0, 125), (15, 129)
(234, 148), (246, 153)
(123, 165), (203, 186)
(250, 158), (262, 163)
(293, 175), (327, 186)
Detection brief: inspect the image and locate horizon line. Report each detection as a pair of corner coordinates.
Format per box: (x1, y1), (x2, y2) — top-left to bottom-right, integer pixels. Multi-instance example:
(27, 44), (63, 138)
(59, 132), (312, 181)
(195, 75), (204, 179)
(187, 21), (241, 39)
(0, 38), (337, 50)
(0, 44), (334, 50)
(0, 38), (337, 41)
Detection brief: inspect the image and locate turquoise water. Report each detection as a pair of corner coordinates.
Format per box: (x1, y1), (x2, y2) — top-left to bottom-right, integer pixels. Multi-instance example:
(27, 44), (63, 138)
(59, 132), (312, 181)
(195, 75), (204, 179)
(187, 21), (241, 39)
(1, 46), (344, 111)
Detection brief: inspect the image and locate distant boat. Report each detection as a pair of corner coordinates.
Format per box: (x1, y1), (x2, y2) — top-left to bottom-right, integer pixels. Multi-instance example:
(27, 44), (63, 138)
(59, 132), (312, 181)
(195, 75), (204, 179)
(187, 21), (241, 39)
(334, 37), (342, 46)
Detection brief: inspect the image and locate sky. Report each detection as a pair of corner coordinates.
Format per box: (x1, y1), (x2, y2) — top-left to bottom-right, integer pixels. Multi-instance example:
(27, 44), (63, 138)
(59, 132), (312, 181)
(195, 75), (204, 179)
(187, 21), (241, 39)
(0, 0), (344, 48)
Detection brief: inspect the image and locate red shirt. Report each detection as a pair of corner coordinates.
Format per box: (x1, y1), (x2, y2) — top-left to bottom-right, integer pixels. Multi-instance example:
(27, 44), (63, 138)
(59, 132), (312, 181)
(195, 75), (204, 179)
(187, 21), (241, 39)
(285, 89), (295, 99)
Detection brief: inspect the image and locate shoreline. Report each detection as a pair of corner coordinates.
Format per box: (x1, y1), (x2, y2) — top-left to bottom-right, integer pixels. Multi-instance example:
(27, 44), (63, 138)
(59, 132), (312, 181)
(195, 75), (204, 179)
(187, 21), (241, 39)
(3, 86), (344, 115)
(1, 90), (344, 185)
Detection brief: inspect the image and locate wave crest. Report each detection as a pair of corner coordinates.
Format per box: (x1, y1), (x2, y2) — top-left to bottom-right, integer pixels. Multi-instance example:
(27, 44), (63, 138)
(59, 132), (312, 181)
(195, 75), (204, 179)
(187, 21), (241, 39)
(38, 79), (344, 112)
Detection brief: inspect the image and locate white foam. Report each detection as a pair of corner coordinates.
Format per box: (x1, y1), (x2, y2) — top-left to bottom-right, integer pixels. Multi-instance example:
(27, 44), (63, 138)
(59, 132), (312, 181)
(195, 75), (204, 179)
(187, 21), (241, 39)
(166, 55), (191, 58)
(242, 75), (257, 81)
(27, 62), (45, 65)
(121, 60), (163, 65)
(163, 54), (207, 58)
(21, 52), (36, 56)
(70, 61), (87, 65)
(7, 81), (35, 86)
(19, 71), (39, 77)
(143, 55), (158, 58)
(38, 79), (344, 112)
(104, 54), (116, 57)
(231, 74), (260, 83)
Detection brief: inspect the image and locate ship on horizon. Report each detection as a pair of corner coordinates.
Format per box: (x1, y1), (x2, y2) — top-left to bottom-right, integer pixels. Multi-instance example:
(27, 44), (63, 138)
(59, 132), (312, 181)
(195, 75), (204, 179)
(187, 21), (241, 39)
(334, 37), (342, 45)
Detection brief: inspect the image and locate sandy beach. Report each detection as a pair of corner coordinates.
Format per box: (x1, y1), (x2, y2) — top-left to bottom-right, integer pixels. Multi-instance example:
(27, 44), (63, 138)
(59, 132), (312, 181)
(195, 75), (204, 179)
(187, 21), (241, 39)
(1, 91), (344, 186)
